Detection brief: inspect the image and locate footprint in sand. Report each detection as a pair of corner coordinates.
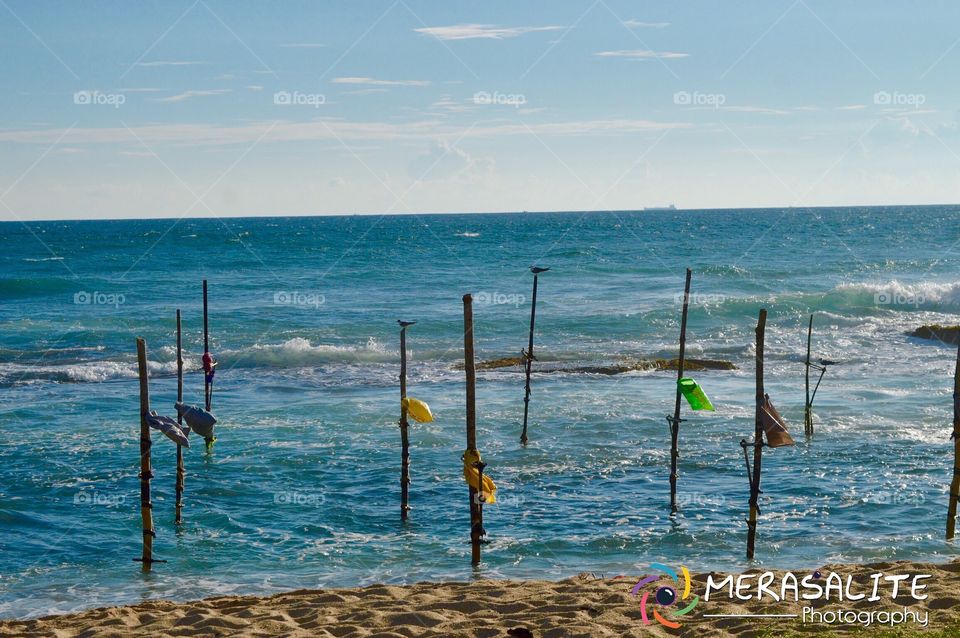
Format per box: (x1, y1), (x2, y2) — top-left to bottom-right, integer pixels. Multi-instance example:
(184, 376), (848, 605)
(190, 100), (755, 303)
(929, 596), (960, 610)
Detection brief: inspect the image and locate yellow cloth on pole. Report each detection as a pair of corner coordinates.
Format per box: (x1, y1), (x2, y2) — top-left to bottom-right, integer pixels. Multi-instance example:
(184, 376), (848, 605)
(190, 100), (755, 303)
(462, 448), (497, 503)
(401, 397), (434, 423)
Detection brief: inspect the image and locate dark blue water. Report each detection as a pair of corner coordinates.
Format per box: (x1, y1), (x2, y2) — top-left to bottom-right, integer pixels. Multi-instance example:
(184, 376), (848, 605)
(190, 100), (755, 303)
(1, 207), (959, 618)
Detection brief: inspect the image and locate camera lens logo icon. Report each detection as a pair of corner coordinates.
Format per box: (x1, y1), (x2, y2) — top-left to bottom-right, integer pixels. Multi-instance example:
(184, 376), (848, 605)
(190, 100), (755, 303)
(631, 563), (699, 629)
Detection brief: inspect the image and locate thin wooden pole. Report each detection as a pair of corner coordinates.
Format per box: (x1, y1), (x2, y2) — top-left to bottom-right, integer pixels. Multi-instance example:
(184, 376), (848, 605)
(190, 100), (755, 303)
(521, 267), (547, 445)
(202, 280), (213, 451)
(746, 309), (767, 559)
(463, 294), (482, 566)
(804, 314), (813, 436)
(203, 280), (209, 355)
(399, 321), (413, 520)
(947, 338), (960, 539)
(669, 268), (692, 513)
(135, 338), (156, 568)
(175, 310), (184, 525)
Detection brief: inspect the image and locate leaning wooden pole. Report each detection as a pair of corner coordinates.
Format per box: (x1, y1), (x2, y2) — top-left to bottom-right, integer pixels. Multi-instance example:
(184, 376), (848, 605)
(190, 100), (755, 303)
(399, 321), (413, 520)
(463, 293), (482, 565)
(746, 309), (767, 559)
(175, 310), (185, 525)
(804, 314), (813, 436)
(947, 337), (960, 539)
(521, 267), (547, 445)
(669, 268), (692, 513)
(135, 338), (157, 568)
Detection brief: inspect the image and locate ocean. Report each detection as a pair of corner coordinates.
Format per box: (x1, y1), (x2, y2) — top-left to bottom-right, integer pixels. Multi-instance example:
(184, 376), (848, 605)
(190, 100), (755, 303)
(1, 206), (959, 618)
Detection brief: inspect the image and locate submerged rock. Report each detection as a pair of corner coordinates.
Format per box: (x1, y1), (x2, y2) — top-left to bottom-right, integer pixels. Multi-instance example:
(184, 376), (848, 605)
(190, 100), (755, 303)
(909, 325), (960, 345)
(477, 356), (524, 370)
(456, 356), (737, 374)
(653, 358), (737, 371)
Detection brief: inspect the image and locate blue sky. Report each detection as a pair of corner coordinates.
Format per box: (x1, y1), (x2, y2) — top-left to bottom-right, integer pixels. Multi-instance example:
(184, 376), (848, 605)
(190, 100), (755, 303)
(1, 0), (959, 220)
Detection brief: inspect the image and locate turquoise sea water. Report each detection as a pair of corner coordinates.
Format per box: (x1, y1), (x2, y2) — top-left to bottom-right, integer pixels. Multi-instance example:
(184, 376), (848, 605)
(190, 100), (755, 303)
(1, 207), (959, 618)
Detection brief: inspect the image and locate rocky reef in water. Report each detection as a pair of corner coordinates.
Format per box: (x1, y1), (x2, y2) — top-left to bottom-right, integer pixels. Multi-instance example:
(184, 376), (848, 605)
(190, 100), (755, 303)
(909, 325), (960, 345)
(457, 356), (737, 374)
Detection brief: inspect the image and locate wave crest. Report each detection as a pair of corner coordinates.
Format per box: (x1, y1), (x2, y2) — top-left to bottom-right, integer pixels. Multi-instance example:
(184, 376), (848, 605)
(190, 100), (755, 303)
(832, 280), (960, 309)
(220, 337), (395, 368)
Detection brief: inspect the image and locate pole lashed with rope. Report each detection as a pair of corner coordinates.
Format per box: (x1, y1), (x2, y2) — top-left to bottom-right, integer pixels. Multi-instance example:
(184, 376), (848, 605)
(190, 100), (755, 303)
(175, 311), (185, 524)
(135, 338), (159, 568)
(746, 309), (766, 559)
(202, 280), (216, 451)
(463, 294), (484, 565)
(399, 320), (414, 520)
(947, 338), (960, 539)
(669, 268), (692, 513)
(521, 266), (548, 445)
(804, 315), (813, 436)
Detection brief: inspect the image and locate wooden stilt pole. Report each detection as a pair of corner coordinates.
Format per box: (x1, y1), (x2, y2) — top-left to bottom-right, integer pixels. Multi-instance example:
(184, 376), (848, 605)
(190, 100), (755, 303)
(669, 268), (692, 513)
(398, 320), (414, 520)
(202, 280), (214, 452)
(521, 267), (548, 445)
(804, 314), (813, 437)
(746, 309), (767, 559)
(135, 338), (158, 568)
(463, 294), (482, 566)
(947, 338), (960, 539)
(175, 311), (185, 525)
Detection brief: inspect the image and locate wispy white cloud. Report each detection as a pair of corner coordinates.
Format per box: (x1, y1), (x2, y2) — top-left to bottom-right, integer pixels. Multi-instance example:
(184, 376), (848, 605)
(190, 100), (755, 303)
(722, 105), (791, 115)
(623, 20), (670, 29)
(414, 24), (563, 41)
(137, 60), (205, 67)
(332, 77), (430, 87)
(408, 141), (493, 181)
(894, 108), (938, 116)
(429, 95), (474, 113)
(837, 104), (867, 111)
(117, 87), (163, 93)
(245, 85), (264, 92)
(153, 89), (231, 103)
(594, 49), (689, 60)
(0, 118), (689, 147)
(343, 88), (389, 95)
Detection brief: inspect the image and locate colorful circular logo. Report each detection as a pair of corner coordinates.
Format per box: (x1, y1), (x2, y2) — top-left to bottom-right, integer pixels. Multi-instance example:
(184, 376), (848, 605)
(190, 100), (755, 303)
(631, 563), (699, 629)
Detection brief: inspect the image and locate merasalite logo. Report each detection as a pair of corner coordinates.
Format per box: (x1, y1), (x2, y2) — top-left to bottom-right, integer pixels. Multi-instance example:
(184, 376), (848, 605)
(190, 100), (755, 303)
(631, 563), (699, 629)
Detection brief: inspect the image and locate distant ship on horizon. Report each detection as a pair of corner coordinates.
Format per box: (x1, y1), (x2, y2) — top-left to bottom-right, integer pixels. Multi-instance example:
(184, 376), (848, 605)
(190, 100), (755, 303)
(643, 204), (677, 211)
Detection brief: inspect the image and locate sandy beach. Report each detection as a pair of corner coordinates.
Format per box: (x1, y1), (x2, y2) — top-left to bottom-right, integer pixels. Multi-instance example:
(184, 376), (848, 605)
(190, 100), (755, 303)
(3, 559), (958, 637)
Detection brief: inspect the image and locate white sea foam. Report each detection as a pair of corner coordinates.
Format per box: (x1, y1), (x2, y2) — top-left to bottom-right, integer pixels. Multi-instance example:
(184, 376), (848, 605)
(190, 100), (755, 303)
(220, 337), (396, 367)
(834, 280), (960, 308)
(0, 359), (181, 384)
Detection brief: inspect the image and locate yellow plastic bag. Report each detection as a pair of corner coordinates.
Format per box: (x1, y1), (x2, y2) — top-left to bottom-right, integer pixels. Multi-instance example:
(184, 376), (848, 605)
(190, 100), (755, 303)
(462, 448), (497, 503)
(402, 397), (434, 423)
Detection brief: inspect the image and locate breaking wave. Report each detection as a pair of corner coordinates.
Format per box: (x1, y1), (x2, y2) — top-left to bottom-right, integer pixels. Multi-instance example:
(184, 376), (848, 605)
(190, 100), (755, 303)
(220, 337), (395, 368)
(831, 280), (960, 309)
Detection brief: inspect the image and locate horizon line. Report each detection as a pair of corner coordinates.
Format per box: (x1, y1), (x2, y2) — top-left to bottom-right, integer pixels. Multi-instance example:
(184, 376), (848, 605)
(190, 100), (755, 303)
(1, 201), (957, 225)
